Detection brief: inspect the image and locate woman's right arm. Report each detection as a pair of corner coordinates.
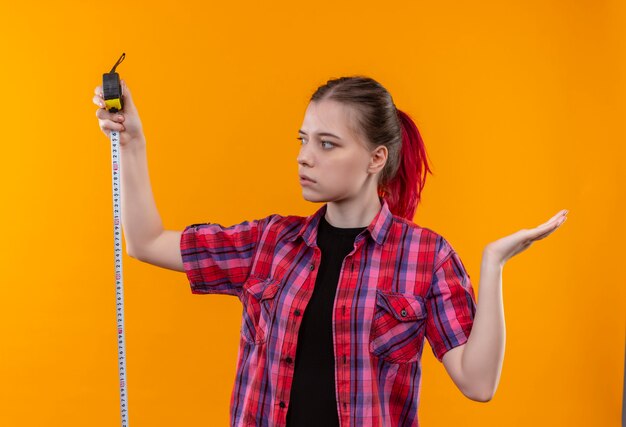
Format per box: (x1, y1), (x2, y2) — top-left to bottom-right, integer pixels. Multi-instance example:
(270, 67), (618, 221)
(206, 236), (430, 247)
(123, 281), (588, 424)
(93, 81), (184, 272)
(116, 144), (184, 272)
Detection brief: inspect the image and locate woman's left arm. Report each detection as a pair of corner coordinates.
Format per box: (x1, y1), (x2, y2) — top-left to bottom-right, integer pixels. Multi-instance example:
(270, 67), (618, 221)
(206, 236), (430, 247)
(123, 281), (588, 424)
(442, 209), (569, 401)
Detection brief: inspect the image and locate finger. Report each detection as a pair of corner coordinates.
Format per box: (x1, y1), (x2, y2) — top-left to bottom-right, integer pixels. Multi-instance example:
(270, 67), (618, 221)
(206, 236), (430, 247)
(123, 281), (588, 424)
(97, 106), (125, 122)
(532, 216), (566, 240)
(525, 225), (553, 241)
(549, 215), (567, 228)
(121, 80), (132, 104)
(93, 95), (106, 108)
(526, 222), (556, 241)
(96, 108), (125, 122)
(94, 85), (103, 97)
(99, 119), (125, 132)
(538, 210), (568, 228)
(545, 210), (566, 224)
(535, 223), (562, 240)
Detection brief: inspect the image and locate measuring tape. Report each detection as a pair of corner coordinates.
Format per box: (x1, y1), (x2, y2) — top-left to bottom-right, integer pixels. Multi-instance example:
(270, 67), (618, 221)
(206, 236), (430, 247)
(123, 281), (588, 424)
(103, 52), (129, 427)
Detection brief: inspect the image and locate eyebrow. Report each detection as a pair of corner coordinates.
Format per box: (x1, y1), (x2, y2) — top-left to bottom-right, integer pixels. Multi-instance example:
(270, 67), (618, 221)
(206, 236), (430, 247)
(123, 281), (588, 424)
(298, 129), (342, 139)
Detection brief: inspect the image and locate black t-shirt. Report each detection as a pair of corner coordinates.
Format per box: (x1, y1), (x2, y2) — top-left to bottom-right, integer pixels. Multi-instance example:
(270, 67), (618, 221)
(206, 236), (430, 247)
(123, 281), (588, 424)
(285, 214), (367, 427)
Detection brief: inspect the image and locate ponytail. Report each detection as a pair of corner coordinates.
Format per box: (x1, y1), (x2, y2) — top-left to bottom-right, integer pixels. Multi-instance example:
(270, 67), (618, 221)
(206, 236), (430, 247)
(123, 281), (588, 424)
(378, 109), (432, 221)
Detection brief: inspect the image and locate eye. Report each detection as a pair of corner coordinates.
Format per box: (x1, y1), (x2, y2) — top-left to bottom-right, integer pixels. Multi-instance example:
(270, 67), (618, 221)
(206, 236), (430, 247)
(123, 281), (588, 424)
(296, 137), (334, 149)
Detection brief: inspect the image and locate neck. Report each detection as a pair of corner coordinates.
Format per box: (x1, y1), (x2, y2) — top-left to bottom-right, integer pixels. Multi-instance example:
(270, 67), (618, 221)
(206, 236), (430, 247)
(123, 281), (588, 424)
(324, 192), (382, 228)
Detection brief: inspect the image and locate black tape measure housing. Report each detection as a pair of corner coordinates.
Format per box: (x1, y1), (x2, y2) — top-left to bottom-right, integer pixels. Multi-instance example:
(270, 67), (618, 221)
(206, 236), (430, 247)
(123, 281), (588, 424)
(102, 53), (126, 113)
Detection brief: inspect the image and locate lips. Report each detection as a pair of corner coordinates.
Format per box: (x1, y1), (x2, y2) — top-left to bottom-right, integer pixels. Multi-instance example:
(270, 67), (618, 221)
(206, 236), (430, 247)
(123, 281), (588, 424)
(299, 174), (316, 183)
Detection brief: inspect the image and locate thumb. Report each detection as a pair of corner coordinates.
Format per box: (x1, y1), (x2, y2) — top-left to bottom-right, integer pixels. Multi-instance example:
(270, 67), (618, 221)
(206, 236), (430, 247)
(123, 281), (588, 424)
(121, 80), (135, 111)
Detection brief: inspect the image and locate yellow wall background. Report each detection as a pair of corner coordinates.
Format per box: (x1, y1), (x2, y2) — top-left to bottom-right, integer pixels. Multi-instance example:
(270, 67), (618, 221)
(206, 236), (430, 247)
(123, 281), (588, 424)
(0, 0), (624, 425)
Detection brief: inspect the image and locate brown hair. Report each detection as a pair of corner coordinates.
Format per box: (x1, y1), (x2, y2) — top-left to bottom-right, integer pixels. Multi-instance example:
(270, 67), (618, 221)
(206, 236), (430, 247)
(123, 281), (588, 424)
(309, 76), (433, 221)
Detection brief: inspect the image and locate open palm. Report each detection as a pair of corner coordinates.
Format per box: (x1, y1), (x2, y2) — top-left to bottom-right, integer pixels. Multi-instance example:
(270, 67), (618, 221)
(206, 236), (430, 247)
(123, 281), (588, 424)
(485, 209), (569, 266)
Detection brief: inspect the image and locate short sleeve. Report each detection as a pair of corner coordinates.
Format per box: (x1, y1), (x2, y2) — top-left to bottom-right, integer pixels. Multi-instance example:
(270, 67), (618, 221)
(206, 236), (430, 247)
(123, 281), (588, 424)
(180, 215), (274, 298)
(425, 236), (477, 363)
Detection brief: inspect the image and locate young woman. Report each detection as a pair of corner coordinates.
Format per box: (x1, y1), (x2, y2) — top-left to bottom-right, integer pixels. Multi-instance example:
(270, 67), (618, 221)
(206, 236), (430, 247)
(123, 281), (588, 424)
(93, 76), (567, 427)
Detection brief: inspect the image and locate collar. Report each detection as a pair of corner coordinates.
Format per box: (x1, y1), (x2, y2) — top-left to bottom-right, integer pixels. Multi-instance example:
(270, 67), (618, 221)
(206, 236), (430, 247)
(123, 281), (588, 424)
(285, 196), (394, 247)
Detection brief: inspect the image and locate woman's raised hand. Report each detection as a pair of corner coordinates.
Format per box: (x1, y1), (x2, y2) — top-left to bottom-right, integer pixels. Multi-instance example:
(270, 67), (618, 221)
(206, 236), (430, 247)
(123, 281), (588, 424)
(93, 80), (145, 148)
(484, 209), (569, 266)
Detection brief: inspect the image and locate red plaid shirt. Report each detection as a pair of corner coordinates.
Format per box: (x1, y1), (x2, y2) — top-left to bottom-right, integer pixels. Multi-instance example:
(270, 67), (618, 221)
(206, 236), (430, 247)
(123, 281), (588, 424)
(180, 197), (477, 426)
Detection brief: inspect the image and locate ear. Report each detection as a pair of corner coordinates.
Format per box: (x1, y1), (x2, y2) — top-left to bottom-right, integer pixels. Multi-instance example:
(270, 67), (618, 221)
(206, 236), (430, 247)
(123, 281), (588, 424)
(368, 145), (388, 174)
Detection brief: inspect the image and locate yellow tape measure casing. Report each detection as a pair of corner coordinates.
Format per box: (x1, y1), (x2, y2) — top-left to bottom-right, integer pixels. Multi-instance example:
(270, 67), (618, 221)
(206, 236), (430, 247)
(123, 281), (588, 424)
(104, 98), (122, 111)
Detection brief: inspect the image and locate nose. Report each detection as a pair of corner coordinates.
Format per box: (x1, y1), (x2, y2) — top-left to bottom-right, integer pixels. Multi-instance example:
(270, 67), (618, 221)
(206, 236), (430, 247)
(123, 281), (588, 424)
(297, 144), (313, 167)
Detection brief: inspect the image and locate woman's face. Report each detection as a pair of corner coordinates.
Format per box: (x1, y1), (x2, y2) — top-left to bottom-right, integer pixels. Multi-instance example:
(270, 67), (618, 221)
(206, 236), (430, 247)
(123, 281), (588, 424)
(297, 100), (384, 203)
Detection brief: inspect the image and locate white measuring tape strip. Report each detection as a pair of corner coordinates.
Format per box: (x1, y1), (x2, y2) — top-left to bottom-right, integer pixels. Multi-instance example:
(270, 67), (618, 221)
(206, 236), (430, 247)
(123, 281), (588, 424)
(111, 129), (129, 426)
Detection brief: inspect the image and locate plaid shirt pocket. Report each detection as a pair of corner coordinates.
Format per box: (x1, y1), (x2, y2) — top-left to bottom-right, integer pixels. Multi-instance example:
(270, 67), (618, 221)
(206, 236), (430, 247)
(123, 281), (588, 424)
(369, 289), (428, 364)
(241, 276), (282, 345)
